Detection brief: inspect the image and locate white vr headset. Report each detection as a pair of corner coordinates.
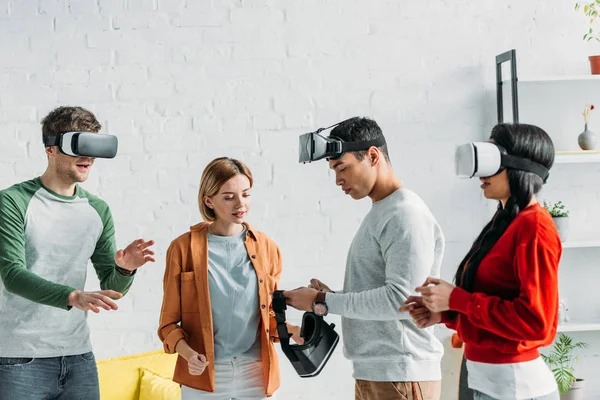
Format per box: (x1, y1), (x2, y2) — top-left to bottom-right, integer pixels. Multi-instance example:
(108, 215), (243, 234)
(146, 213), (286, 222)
(43, 131), (118, 159)
(455, 142), (549, 182)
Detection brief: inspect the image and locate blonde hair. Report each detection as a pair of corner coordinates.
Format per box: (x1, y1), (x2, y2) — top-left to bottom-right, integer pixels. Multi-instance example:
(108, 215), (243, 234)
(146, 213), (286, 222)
(198, 157), (254, 222)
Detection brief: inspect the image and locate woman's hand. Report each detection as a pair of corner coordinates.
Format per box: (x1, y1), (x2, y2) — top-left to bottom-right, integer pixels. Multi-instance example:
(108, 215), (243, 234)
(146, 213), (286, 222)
(415, 277), (455, 313)
(400, 296), (442, 328)
(175, 339), (209, 376)
(288, 324), (305, 345)
(186, 352), (209, 376)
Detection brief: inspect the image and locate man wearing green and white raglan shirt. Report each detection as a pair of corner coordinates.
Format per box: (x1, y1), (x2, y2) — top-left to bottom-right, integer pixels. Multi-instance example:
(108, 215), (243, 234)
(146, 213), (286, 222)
(0, 106), (155, 400)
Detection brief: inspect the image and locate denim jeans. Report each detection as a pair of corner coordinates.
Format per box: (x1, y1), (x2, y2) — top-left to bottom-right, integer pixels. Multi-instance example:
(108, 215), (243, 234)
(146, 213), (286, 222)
(473, 389), (560, 400)
(460, 355), (474, 400)
(0, 352), (99, 400)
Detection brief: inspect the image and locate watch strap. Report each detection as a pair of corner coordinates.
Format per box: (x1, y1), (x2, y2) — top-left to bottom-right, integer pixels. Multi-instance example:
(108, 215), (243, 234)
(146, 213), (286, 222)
(316, 291), (327, 303)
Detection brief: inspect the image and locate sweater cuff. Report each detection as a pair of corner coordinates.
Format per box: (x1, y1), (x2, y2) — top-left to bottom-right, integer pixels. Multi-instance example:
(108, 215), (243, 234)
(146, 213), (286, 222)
(163, 328), (189, 354)
(62, 286), (77, 311)
(440, 311), (454, 324)
(449, 287), (472, 314)
(325, 292), (345, 316)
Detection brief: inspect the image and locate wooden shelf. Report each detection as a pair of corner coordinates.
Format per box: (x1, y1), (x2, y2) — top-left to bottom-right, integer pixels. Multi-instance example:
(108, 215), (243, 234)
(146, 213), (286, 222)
(562, 240), (600, 249)
(557, 321), (600, 332)
(555, 150), (600, 164)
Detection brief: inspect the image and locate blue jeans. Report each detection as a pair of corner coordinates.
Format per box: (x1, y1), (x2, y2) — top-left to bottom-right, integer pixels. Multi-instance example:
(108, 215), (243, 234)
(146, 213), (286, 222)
(0, 352), (99, 400)
(473, 389), (559, 400)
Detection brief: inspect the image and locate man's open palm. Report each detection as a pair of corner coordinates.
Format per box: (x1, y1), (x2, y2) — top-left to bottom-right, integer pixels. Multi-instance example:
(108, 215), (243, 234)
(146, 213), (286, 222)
(114, 239), (155, 272)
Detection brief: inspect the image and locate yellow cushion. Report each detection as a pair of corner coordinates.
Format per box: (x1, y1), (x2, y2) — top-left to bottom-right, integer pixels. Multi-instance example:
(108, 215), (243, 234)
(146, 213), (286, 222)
(97, 350), (178, 400)
(139, 367), (181, 400)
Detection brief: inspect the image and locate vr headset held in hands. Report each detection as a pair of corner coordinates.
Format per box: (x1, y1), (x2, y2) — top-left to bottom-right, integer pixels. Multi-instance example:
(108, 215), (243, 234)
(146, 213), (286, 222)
(272, 291), (339, 378)
(43, 132), (118, 159)
(299, 120), (549, 182)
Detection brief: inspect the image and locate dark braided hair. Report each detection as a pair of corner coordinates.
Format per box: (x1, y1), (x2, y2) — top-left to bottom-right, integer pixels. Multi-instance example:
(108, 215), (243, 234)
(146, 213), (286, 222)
(454, 123), (555, 292)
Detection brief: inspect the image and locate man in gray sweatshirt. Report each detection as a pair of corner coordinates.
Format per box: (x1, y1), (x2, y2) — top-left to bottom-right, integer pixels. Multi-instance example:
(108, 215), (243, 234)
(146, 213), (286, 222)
(284, 117), (444, 400)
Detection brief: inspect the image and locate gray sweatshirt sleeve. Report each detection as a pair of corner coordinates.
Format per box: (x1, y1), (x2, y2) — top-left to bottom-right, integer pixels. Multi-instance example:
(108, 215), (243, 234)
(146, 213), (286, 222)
(326, 211), (438, 320)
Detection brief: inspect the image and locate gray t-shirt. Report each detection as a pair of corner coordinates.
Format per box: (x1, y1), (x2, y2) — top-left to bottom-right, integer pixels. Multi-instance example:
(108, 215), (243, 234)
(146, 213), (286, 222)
(207, 226), (261, 361)
(327, 188), (445, 382)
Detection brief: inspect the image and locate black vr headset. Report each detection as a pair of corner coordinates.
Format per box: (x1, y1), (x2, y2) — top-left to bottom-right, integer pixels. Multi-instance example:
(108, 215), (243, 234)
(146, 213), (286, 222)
(272, 291), (339, 378)
(298, 119), (387, 163)
(455, 141), (550, 183)
(43, 131), (119, 159)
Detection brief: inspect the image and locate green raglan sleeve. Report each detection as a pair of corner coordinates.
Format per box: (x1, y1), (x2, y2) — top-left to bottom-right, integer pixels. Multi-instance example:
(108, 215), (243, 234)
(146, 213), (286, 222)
(88, 198), (135, 296)
(0, 189), (75, 310)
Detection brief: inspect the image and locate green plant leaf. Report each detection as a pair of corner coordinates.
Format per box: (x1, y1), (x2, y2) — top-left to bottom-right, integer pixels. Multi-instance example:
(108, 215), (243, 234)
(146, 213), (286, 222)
(543, 333), (588, 393)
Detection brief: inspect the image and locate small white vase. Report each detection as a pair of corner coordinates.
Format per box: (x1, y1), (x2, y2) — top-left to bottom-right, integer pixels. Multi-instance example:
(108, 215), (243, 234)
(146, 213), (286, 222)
(578, 123), (597, 151)
(558, 297), (570, 324)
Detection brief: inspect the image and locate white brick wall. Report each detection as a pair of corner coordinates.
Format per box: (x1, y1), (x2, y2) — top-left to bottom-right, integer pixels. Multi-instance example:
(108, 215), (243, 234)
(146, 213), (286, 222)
(1, 0), (599, 398)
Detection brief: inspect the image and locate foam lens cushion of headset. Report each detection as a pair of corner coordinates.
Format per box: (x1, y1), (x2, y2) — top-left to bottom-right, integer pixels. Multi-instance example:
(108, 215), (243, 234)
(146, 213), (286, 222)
(299, 313), (323, 346)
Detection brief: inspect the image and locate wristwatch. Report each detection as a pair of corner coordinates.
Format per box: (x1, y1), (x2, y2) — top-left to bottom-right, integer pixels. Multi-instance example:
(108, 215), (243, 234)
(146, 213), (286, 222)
(312, 291), (328, 317)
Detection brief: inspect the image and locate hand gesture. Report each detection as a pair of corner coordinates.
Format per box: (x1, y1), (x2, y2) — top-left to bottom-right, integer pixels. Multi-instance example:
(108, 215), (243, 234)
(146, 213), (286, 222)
(282, 287), (318, 312)
(67, 289), (123, 313)
(308, 278), (333, 293)
(415, 277), (455, 313)
(114, 239), (156, 272)
(400, 296), (442, 328)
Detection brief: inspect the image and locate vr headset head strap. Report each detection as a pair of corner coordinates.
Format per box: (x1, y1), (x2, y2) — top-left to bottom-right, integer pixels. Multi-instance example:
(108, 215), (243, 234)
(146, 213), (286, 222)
(496, 144), (550, 183)
(43, 134), (62, 147)
(271, 291), (289, 338)
(340, 136), (387, 153)
(501, 154), (549, 182)
(271, 291), (299, 362)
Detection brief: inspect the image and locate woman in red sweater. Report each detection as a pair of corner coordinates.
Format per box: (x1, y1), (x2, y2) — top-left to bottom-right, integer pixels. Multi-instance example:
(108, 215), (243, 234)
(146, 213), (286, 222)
(402, 123), (562, 400)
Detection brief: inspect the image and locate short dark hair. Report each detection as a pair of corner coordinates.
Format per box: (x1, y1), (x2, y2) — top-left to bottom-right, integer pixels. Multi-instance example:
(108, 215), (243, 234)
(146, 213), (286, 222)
(329, 117), (390, 163)
(41, 106), (101, 144)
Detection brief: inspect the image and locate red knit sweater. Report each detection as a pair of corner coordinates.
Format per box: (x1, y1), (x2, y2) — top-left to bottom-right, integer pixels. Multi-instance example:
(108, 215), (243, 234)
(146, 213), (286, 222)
(442, 203), (562, 364)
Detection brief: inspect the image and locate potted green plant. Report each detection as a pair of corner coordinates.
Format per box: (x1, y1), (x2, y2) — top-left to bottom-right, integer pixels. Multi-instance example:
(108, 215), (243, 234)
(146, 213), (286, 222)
(575, 1), (600, 73)
(543, 200), (570, 241)
(542, 333), (588, 400)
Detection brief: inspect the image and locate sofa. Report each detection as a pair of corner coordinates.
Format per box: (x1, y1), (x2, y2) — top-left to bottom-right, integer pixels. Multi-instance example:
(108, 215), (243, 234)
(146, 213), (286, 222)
(97, 350), (181, 400)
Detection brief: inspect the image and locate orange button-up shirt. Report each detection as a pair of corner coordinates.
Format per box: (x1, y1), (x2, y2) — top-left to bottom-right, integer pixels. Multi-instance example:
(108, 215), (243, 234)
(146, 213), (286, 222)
(157, 222), (281, 396)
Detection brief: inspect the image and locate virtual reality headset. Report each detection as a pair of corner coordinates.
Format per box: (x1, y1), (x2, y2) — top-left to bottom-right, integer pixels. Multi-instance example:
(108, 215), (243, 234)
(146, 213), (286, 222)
(299, 119), (387, 163)
(272, 291), (339, 378)
(455, 142), (549, 182)
(43, 132), (118, 159)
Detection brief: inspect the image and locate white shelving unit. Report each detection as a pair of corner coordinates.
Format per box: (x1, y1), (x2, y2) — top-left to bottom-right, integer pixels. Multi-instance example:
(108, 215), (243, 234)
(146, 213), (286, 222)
(501, 71), (600, 153)
(557, 243), (600, 333)
(562, 240), (600, 249)
(557, 321), (600, 333)
(555, 150), (600, 164)
(504, 75), (600, 84)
